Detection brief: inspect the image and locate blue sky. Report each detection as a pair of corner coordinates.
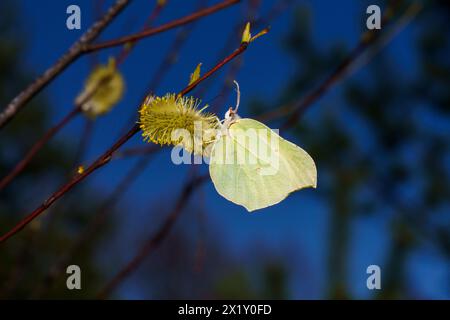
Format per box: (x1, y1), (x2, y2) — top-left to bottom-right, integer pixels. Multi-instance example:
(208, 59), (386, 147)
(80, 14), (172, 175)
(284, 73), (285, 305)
(15, 0), (449, 299)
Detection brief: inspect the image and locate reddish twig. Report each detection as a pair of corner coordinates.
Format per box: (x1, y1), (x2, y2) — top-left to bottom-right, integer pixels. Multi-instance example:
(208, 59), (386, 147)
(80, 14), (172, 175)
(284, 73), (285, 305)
(0, 41), (252, 244)
(97, 174), (208, 299)
(0, 0), (131, 129)
(84, 0), (241, 53)
(195, 0), (290, 101)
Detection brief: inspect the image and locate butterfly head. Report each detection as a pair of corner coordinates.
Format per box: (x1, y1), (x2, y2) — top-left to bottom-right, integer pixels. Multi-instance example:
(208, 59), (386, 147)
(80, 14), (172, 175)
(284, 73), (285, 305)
(224, 107), (240, 120)
(223, 80), (242, 125)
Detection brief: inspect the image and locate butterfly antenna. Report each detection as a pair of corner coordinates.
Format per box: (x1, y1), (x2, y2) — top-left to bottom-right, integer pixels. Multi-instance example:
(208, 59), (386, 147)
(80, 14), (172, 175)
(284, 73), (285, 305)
(232, 80), (240, 113)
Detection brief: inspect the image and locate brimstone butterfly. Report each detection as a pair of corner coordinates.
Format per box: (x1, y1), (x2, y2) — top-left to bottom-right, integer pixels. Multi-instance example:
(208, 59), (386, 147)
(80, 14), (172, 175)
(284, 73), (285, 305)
(209, 81), (317, 212)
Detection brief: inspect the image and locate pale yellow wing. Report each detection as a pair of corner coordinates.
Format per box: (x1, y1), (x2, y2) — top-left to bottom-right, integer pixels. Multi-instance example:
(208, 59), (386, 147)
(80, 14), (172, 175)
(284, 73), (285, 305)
(209, 118), (316, 212)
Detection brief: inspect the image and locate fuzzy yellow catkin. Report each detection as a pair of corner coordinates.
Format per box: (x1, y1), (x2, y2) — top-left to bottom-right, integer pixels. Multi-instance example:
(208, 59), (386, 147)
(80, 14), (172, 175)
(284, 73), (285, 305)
(139, 93), (219, 156)
(76, 58), (125, 118)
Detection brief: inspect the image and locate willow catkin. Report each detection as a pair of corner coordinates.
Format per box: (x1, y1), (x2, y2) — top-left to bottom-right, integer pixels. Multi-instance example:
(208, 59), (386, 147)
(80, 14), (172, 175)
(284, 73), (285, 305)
(76, 58), (125, 118)
(138, 93), (219, 156)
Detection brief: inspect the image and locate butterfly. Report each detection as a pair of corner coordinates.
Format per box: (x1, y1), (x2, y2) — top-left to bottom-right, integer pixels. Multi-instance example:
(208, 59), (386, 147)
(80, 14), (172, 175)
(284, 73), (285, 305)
(208, 81), (317, 212)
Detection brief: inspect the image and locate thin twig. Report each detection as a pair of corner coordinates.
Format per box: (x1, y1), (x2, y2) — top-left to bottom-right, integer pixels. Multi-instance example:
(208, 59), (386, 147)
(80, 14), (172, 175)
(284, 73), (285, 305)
(0, 42), (251, 244)
(84, 0), (241, 53)
(97, 174), (208, 299)
(0, 0), (131, 129)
